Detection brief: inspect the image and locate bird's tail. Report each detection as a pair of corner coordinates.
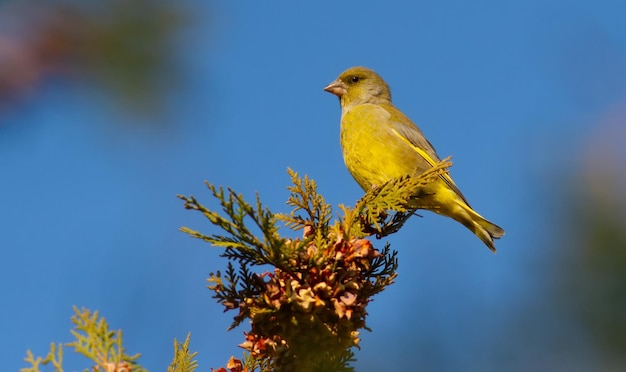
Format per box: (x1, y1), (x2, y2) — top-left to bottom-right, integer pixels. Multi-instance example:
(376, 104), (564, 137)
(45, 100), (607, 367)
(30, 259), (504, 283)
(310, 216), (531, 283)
(454, 203), (505, 253)
(408, 186), (505, 252)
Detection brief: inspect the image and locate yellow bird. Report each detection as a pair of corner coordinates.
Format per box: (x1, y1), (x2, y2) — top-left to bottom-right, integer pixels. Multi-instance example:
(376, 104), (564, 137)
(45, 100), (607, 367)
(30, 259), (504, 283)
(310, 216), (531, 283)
(324, 66), (504, 252)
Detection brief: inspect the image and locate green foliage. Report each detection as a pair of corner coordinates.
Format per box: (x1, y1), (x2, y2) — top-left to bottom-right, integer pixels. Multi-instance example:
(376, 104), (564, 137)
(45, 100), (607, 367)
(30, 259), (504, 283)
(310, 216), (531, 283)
(168, 333), (198, 372)
(22, 306), (146, 372)
(177, 160), (450, 371)
(180, 184), (289, 270)
(241, 352), (272, 371)
(22, 160), (450, 372)
(277, 169), (334, 242)
(342, 156), (453, 238)
(21, 344), (63, 372)
(67, 307), (145, 371)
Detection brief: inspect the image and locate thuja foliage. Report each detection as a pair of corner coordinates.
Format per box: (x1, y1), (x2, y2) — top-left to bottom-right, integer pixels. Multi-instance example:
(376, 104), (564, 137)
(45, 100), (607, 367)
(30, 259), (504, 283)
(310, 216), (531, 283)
(21, 307), (198, 372)
(22, 306), (146, 372)
(178, 158), (452, 372)
(168, 333), (198, 372)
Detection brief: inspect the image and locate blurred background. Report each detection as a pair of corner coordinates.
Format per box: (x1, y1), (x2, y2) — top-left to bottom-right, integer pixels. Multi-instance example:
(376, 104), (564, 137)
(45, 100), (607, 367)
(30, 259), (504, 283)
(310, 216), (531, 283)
(2, 0), (625, 370)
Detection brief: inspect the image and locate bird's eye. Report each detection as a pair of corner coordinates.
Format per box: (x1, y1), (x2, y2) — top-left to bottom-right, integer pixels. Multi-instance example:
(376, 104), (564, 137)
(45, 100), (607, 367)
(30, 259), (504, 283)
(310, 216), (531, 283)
(350, 76), (360, 83)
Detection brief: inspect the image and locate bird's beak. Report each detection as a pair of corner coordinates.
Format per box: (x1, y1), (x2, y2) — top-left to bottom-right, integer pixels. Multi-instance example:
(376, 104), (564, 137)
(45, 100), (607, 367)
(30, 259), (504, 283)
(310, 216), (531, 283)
(323, 79), (347, 97)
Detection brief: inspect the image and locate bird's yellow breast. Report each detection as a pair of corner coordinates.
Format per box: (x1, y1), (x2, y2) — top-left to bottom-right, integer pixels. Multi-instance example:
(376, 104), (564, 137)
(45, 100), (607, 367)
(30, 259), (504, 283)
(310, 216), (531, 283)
(340, 104), (427, 191)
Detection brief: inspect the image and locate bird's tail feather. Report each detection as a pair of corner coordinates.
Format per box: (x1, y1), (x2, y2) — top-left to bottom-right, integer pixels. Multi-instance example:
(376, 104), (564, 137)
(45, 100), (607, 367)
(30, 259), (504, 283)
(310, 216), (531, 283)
(455, 204), (505, 253)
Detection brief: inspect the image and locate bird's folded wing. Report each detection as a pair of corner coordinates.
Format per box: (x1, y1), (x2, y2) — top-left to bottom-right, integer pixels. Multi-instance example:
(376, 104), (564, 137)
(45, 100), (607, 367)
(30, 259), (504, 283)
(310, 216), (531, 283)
(380, 104), (471, 206)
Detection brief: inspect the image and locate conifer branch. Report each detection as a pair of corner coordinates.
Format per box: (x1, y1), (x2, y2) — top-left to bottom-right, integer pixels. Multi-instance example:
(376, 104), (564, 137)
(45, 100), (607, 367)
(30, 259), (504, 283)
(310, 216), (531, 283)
(168, 333), (198, 372)
(179, 183), (290, 270)
(177, 159), (451, 371)
(21, 159), (451, 372)
(343, 156), (453, 238)
(21, 307), (146, 372)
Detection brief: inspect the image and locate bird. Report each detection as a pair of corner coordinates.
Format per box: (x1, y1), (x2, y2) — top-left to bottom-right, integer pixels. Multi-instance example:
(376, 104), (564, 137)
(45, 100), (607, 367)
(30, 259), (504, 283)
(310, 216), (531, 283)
(324, 66), (504, 252)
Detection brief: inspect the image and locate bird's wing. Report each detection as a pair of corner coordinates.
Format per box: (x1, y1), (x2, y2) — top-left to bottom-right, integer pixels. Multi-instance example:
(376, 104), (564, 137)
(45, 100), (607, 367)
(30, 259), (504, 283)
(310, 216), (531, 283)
(380, 103), (471, 206)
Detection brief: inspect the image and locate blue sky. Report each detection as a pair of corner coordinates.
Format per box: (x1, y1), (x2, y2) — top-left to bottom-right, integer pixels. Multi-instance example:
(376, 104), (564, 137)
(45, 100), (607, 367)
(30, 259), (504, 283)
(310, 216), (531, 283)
(2, 1), (626, 370)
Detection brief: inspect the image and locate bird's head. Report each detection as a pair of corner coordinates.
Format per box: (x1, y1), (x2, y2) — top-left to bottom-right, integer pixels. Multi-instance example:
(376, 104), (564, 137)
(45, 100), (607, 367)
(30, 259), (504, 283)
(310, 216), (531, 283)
(324, 66), (392, 109)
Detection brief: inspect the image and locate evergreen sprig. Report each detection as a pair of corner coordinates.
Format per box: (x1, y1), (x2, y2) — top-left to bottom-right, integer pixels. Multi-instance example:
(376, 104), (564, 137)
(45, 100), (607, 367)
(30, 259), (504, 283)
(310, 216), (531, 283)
(168, 333), (198, 372)
(21, 306), (146, 372)
(207, 261), (263, 330)
(66, 307), (145, 372)
(179, 184), (290, 271)
(177, 159), (451, 371)
(21, 343), (63, 372)
(342, 156), (453, 238)
(276, 168), (333, 240)
(22, 159), (450, 372)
